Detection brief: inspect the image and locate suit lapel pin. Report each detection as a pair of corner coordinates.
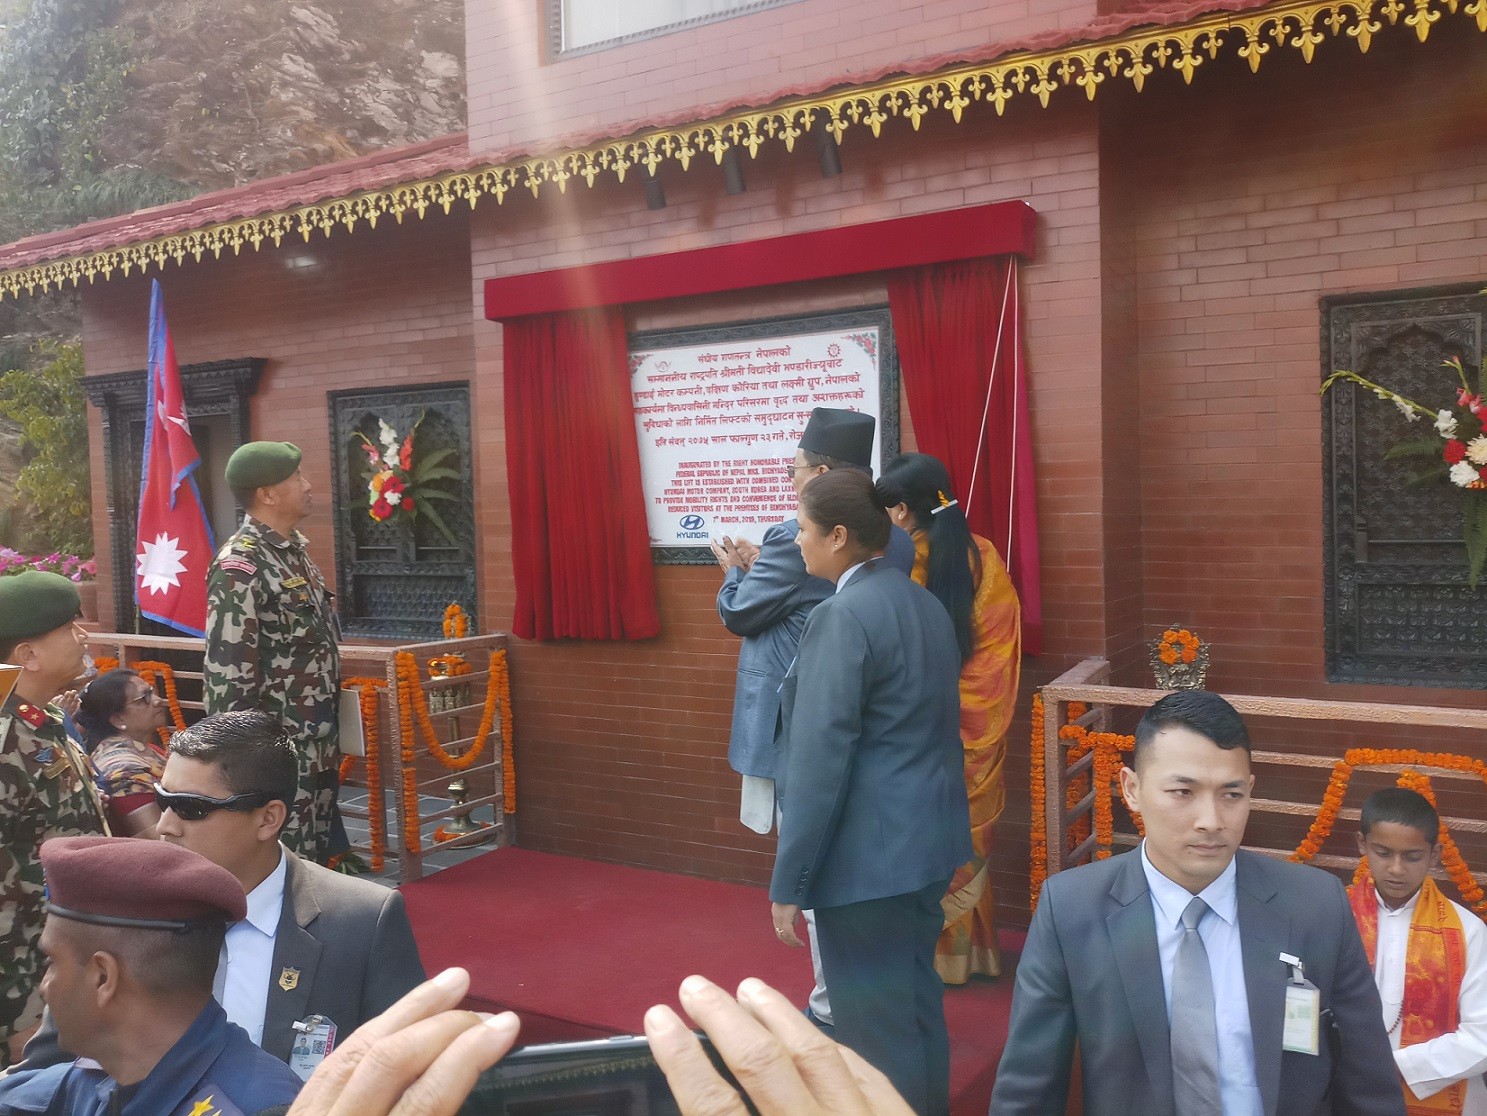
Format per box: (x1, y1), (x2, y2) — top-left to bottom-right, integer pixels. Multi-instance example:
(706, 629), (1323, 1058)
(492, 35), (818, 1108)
(279, 966), (300, 992)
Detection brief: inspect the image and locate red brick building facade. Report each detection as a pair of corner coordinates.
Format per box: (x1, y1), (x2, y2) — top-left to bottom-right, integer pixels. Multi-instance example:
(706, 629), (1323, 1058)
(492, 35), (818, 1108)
(2, 0), (1485, 928)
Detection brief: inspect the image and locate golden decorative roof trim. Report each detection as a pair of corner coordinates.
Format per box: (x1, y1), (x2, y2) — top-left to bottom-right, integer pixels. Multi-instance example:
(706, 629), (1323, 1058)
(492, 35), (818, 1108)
(2, 0), (1483, 301)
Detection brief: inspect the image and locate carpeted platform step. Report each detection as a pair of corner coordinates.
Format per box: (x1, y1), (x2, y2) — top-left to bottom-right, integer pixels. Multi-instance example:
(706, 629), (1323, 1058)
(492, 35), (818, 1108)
(400, 847), (1015, 1115)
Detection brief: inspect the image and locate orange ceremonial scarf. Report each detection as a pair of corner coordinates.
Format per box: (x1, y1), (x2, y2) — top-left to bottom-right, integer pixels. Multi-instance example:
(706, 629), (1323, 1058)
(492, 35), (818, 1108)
(1349, 873), (1469, 1115)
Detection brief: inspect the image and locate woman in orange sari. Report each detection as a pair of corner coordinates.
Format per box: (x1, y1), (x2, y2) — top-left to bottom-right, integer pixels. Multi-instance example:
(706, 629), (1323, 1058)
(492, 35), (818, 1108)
(882, 453), (1021, 982)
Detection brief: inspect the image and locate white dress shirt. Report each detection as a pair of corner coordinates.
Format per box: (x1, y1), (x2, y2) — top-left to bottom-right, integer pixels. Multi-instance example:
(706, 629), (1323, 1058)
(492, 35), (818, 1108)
(1141, 844), (1263, 1116)
(1371, 886), (1487, 1113)
(217, 846), (288, 1047)
(835, 559), (869, 592)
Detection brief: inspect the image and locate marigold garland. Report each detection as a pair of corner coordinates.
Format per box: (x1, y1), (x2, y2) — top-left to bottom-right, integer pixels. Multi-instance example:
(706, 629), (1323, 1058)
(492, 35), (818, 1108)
(443, 603), (469, 639)
(394, 650), (500, 772)
(340, 676), (388, 871)
(391, 646), (516, 856)
(1395, 769), (1487, 913)
(394, 659), (423, 857)
(1028, 694), (1047, 911)
(1157, 628), (1200, 666)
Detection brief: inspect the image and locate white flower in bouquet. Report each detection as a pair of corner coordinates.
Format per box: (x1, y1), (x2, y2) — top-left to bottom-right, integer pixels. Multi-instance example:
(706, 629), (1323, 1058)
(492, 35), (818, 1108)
(1449, 461), (1480, 488)
(1467, 436), (1487, 466)
(1437, 410), (1459, 438)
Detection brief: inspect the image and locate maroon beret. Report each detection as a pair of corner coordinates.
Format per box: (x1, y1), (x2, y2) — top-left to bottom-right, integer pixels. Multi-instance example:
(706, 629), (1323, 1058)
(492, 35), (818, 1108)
(41, 836), (247, 930)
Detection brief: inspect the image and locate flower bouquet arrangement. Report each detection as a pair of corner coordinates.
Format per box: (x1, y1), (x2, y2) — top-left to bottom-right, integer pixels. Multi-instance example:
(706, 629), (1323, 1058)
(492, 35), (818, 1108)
(352, 414), (461, 546)
(0, 547), (96, 582)
(1321, 355), (1487, 587)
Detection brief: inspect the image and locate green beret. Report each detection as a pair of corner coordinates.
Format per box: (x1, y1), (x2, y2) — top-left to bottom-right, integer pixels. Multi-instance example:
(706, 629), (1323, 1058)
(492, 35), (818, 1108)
(0, 570), (82, 642)
(225, 441), (301, 489)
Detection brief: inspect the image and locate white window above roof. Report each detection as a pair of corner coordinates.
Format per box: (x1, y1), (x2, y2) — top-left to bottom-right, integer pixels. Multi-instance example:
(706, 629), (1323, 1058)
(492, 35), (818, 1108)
(553, 0), (804, 55)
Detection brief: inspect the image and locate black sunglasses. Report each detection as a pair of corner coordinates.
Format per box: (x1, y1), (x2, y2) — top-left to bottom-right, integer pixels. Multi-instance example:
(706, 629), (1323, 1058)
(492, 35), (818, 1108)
(153, 782), (274, 822)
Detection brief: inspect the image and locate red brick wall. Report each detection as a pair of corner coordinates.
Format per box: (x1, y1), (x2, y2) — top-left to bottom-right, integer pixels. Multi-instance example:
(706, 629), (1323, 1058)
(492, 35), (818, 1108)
(466, 0), (1098, 155)
(75, 17), (1487, 934)
(466, 91), (1107, 929)
(1120, 31), (1487, 707)
(1110, 30), (1487, 867)
(81, 211), (476, 627)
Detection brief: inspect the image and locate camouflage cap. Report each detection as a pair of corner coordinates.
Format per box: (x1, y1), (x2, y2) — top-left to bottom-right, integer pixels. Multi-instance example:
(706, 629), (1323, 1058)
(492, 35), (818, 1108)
(0, 570), (82, 642)
(42, 835), (247, 930)
(225, 441), (301, 490)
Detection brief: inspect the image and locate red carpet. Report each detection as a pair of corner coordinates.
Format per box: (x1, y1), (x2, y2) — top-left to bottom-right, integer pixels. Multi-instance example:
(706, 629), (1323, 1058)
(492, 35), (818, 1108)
(400, 847), (1015, 1115)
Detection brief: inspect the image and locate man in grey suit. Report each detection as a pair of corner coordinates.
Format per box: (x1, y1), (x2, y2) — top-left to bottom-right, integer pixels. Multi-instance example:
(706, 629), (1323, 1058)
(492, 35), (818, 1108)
(713, 407), (916, 1031)
(770, 469), (970, 1116)
(991, 690), (1405, 1116)
(16, 711), (426, 1078)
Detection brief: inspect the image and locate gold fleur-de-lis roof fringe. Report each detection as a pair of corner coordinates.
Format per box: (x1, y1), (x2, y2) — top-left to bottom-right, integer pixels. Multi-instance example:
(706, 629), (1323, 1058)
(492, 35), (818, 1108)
(0, 0), (1482, 301)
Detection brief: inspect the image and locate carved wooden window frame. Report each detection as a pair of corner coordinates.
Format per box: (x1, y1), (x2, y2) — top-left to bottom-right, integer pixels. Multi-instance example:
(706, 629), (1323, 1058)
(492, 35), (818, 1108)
(84, 359), (263, 632)
(328, 382), (477, 641)
(1321, 282), (1487, 689)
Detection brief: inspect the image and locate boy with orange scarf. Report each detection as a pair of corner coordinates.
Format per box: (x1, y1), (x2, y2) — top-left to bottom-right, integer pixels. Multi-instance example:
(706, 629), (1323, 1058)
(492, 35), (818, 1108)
(1351, 787), (1487, 1115)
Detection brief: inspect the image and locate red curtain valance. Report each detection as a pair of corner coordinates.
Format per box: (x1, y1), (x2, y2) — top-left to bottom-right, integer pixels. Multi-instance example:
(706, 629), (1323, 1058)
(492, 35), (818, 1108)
(889, 258), (1042, 654)
(503, 307), (661, 641)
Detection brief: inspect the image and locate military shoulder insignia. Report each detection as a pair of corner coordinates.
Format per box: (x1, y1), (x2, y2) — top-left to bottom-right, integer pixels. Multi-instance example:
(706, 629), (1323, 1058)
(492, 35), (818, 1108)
(183, 1087), (244, 1116)
(14, 701), (46, 729)
(279, 966), (300, 991)
(230, 537), (257, 552)
(219, 557), (257, 577)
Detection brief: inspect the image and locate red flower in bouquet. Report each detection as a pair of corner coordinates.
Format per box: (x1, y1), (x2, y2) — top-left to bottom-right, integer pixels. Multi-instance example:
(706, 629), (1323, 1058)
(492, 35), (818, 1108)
(1445, 439), (1468, 464)
(353, 413), (463, 546)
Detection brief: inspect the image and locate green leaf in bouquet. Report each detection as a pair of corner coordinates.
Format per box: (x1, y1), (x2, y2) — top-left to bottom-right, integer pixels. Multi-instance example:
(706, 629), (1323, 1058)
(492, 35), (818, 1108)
(1465, 492), (1487, 590)
(1384, 439), (1448, 461)
(416, 500), (463, 549)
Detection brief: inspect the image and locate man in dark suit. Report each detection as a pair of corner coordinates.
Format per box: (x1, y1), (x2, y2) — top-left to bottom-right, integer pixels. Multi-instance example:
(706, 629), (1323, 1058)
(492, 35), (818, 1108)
(714, 407), (916, 1031)
(991, 690), (1405, 1116)
(770, 468), (970, 1115)
(15, 710), (426, 1078)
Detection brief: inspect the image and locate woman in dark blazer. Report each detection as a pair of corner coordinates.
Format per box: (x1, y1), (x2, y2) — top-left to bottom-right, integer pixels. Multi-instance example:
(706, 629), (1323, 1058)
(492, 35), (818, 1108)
(770, 467), (970, 1116)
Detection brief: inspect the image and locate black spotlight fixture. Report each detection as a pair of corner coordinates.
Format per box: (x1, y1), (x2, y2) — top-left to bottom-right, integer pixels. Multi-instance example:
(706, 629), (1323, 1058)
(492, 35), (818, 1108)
(644, 172), (666, 210)
(814, 114), (842, 178)
(722, 147), (747, 195)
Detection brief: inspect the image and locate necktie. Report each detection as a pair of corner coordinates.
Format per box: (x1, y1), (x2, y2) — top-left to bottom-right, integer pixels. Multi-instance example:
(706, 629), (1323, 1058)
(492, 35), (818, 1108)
(1171, 896), (1223, 1115)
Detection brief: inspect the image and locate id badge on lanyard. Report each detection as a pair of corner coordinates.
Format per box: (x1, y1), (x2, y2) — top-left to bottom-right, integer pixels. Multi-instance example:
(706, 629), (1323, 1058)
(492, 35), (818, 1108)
(1279, 952), (1321, 1056)
(289, 1014), (338, 1081)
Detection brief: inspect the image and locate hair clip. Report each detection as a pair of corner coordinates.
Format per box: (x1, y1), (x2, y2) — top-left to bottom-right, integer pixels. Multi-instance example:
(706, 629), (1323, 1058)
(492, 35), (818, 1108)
(931, 490), (958, 515)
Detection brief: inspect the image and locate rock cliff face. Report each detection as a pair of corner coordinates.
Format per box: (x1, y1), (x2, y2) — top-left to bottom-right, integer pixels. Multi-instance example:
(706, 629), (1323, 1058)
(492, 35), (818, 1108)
(109, 0), (465, 189)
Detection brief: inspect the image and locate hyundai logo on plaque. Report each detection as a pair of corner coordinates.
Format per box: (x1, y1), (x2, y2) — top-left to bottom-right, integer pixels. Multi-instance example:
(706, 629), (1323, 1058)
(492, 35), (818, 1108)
(678, 513), (707, 538)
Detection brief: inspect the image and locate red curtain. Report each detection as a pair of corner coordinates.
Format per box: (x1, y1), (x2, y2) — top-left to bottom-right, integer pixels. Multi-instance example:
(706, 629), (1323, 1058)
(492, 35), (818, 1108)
(503, 307), (661, 641)
(888, 257), (1043, 654)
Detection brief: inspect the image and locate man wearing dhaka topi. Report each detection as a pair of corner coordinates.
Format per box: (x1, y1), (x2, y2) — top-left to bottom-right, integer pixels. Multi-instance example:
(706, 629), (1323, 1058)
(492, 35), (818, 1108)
(1350, 787), (1487, 1114)
(204, 441), (345, 865)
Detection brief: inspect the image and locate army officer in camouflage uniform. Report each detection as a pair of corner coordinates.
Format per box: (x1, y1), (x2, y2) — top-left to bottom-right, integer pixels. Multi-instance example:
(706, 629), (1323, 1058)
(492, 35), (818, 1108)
(0, 571), (109, 1068)
(204, 441), (345, 864)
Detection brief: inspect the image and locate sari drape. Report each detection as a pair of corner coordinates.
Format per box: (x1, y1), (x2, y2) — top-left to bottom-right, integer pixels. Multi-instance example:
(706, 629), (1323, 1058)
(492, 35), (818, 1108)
(911, 532), (1021, 983)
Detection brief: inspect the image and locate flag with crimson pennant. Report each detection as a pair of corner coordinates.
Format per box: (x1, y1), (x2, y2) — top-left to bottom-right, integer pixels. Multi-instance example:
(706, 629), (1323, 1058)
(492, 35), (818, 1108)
(135, 279), (215, 635)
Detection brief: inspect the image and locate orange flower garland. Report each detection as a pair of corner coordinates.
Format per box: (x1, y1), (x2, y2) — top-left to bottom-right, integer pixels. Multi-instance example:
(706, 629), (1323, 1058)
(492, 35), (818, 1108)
(394, 659), (423, 857)
(1157, 628), (1200, 666)
(493, 649), (515, 814)
(394, 650), (500, 772)
(1028, 694), (1047, 910)
(1395, 769), (1487, 913)
(340, 676), (388, 870)
(391, 646), (516, 855)
(443, 603), (469, 639)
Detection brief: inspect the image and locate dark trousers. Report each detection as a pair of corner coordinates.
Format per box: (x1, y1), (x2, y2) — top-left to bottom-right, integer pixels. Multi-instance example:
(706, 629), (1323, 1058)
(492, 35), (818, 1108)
(814, 877), (951, 1116)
